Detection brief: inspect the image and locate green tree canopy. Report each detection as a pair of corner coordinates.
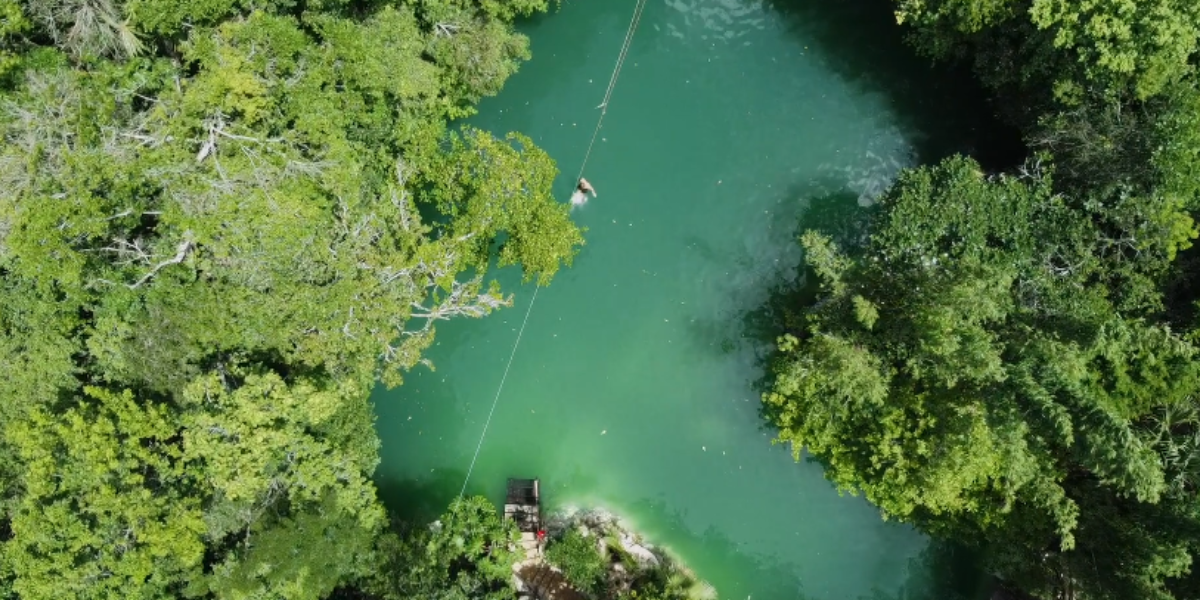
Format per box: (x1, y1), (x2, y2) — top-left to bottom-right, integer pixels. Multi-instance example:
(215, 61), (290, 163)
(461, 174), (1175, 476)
(544, 529), (608, 596)
(6, 387), (206, 600)
(766, 156), (1200, 600)
(895, 0), (1200, 100)
(367, 496), (520, 600)
(6, 369), (386, 600)
(0, 0), (579, 597)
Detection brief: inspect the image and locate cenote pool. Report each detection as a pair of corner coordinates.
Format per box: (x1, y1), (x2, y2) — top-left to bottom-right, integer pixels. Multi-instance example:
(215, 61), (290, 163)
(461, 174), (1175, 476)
(373, 0), (1002, 598)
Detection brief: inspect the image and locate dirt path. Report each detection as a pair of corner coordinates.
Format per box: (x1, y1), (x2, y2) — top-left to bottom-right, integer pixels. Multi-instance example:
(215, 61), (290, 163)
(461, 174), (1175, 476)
(516, 561), (588, 600)
(514, 533), (587, 600)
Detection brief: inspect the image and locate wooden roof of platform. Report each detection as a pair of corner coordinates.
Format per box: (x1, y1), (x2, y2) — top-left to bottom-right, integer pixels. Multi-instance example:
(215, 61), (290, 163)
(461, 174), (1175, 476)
(506, 478), (539, 505)
(504, 478), (540, 533)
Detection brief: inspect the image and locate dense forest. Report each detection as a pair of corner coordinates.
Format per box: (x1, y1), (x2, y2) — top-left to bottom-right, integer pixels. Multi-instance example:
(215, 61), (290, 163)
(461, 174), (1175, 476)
(766, 1), (1200, 599)
(0, 0), (583, 598)
(6, 0), (1200, 599)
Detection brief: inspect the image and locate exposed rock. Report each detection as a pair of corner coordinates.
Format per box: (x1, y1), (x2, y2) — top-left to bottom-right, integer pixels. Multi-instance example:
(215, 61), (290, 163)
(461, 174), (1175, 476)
(541, 505), (712, 598)
(618, 533), (660, 567)
(693, 581), (719, 600)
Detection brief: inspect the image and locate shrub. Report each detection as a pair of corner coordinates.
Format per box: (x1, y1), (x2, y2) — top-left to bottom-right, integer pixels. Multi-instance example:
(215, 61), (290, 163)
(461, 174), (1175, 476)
(545, 530), (608, 596)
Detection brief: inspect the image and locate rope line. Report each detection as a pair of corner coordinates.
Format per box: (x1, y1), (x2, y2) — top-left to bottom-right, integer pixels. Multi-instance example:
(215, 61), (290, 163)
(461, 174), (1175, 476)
(575, 0), (649, 182)
(459, 285), (540, 498)
(458, 0), (648, 498)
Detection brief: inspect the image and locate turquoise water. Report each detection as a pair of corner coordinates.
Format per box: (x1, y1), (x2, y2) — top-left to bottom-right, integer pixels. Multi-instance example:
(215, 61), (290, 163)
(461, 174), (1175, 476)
(373, 1), (998, 598)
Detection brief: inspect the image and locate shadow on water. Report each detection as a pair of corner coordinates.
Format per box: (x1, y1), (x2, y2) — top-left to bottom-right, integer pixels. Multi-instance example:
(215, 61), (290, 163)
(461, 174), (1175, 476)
(627, 496), (991, 600)
(763, 0), (1026, 170)
(683, 179), (870, 360)
(861, 541), (994, 600)
(378, 1), (1015, 596)
(748, 185), (872, 332)
(746, 187), (874, 439)
(677, 0), (1020, 441)
(375, 468), (466, 524)
(677, 0), (1021, 366)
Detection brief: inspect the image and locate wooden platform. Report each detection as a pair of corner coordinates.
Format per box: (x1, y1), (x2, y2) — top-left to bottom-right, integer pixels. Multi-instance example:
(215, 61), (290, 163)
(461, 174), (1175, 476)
(516, 561), (588, 600)
(505, 478), (542, 560)
(504, 477), (541, 533)
(505, 478), (590, 600)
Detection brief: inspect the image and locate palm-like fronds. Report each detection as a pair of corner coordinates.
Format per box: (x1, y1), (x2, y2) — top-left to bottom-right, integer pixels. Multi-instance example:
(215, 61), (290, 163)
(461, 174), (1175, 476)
(26, 0), (143, 59)
(1145, 395), (1200, 497)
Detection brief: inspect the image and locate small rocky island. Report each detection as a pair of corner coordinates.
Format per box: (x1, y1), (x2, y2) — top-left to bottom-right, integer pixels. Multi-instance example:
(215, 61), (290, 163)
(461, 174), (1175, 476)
(514, 507), (716, 600)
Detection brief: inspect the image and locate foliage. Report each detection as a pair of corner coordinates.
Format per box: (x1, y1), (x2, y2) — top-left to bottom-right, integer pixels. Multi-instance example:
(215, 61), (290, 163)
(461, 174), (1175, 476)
(542, 515), (706, 600)
(422, 127), (585, 286)
(4, 370), (385, 600)
(0, 4), (579, 392)
(6, 387), (206, 600)
(545, 529), (609, 596)
(180, 370), (385, 600)
(767, 155), (1200, 600)
(0, 0), (26, 80)
(367, 496), (520, 600)
(895, 0), (1200, 100)
(1029, 0), (1200, 99)
(791, 6), (1200, 598)
(618, 565), (696, 600)
(24, 0), (145, 60)
(0, 0), (577, 597)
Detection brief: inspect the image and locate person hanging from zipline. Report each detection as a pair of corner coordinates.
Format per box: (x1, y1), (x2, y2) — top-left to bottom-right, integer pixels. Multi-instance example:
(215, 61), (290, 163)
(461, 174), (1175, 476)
(570, 177), (597, 207)
(576, 177), (595, 196)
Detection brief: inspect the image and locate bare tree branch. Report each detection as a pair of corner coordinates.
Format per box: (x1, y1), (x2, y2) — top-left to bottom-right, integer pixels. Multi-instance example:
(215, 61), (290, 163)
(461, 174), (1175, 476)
(408, 277), (509, 328)
(128, 235), (194, 289)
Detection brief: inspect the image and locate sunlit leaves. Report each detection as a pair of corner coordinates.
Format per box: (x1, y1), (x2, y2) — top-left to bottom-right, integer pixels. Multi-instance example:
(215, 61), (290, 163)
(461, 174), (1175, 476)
(0, 1), (581, 394)
(6, 388), (206, 600)
(422, 127), (584, 285)
(180, 370), (385, 600)
(3, 370), (388, 600)
(894, 0), (1200, 99)
(766, 155), (1200, 599)
(0, 0), (575, 597)
(368, 496), (520, 600)
(1029, 0), (1200, 99)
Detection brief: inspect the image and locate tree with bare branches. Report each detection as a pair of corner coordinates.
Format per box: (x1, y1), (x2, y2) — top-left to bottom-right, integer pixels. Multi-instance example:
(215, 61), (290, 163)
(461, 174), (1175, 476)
(0, 0), (577, 598)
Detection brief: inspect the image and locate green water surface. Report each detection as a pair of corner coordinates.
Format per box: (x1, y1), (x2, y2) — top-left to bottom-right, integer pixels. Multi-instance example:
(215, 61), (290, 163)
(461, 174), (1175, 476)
(374, 1), (999, 598)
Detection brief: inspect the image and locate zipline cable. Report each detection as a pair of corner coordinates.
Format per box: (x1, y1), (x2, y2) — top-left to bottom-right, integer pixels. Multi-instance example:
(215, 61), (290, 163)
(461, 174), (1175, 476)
(458, 285), (540, 498)
(458, 0), (650, 498)
(576, 0), (649, 182)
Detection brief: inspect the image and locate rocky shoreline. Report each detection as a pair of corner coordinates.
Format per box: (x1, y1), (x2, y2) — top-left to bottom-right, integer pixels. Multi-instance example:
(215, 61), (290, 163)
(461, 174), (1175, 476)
(516, 506), (716, 600)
